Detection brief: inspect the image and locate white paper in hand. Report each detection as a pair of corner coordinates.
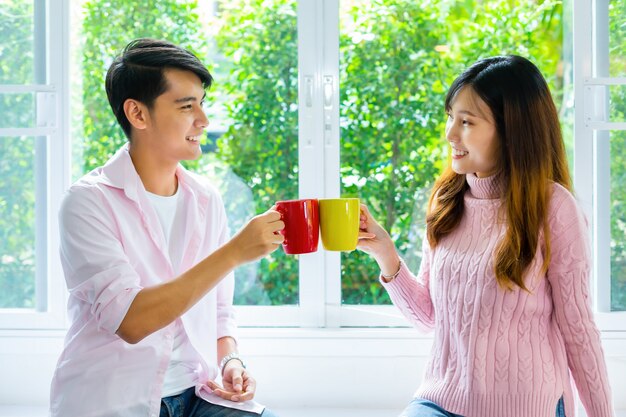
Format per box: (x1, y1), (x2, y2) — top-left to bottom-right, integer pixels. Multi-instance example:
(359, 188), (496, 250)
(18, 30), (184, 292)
(195, 383), (266, 414)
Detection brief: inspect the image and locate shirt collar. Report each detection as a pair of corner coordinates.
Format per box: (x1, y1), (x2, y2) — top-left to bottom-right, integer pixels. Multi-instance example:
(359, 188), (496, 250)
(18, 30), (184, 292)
(98, 144), (142, 203)
(98, 143), (210, 206)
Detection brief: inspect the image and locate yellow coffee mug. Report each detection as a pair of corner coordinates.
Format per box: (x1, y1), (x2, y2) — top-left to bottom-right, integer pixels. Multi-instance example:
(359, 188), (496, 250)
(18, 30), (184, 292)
(319, 198), (360, 251)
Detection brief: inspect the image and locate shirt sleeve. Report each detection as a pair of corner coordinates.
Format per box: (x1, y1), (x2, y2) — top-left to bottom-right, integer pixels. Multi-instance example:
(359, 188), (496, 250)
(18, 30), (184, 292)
(59, 186), (142, 335)
(546, 188), (614, 417)
(380, 235), (435, 332)
(213, 194), (238, 341)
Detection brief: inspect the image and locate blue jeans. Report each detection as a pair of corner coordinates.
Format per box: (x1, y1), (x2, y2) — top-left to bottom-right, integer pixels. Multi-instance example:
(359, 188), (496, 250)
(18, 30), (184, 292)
(160, 387), (279, 417)
(400, 397), (566, 417)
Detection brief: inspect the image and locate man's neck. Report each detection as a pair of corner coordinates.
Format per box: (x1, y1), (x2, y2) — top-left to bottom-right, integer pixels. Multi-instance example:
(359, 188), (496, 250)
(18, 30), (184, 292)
(128, 144), (178, 196)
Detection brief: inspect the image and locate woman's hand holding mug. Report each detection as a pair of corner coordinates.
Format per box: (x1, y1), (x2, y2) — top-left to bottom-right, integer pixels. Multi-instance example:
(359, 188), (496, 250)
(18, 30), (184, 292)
(357, 204), (401, 277)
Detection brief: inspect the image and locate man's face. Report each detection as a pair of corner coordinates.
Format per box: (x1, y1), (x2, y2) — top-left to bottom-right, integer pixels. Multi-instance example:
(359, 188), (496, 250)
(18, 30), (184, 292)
(144, 68), (208, 162)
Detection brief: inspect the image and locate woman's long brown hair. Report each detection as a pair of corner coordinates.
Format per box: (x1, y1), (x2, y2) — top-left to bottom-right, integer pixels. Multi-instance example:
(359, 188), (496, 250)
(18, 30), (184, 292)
(426, 56), (572, 290)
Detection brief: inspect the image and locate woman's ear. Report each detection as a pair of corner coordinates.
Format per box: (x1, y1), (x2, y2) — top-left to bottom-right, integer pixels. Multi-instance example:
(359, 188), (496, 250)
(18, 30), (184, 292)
(123, 99), (148, 131)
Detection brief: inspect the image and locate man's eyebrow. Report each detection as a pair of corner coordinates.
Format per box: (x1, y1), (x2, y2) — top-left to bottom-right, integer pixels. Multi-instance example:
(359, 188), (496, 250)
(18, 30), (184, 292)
(174, 92), (206, 103)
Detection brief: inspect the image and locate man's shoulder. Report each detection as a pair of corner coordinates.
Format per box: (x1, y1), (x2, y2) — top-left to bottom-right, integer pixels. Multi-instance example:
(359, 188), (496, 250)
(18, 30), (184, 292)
(60, 167), (122, 214)
(66, 167), (110, 197)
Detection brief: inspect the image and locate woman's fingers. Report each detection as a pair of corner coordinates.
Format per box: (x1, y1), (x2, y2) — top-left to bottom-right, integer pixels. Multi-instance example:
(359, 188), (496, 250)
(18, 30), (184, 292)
(358, 231), (376, 240)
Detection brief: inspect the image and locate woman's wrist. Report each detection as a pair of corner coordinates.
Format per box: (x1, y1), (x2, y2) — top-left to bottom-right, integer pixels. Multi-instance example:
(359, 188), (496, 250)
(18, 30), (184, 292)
(378, 254), (402, 278)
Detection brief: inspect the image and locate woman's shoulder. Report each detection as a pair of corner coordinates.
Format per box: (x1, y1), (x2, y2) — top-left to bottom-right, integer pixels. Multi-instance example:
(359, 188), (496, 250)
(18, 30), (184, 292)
(547, 181), (587, 231)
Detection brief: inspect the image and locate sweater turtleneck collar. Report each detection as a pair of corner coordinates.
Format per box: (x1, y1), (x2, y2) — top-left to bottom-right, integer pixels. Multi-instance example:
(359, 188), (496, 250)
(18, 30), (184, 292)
(466, 172), (502, 200)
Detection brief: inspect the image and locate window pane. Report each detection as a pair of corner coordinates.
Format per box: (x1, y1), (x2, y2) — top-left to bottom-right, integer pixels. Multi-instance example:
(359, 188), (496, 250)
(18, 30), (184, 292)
(71, 0), (298, 306)
(0, 137), (37, 309)
(609, 85), (626, 122)
(339, 0), (567, 305)
(0, 0), (34, 85)
(207, 0), (299, 305)
(0, 93), (35, 128)
(611, 131), (626, 311)
(609, 0), (625, 77)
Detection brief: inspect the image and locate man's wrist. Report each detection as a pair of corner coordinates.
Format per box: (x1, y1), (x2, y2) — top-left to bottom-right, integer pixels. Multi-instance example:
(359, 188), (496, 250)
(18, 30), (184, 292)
(219, 352), (246, 375)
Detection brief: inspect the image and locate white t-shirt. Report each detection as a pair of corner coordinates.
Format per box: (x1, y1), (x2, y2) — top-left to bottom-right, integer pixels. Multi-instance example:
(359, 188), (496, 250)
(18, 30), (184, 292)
(146, 188), (179, 270)
(147, 186), (205, 398)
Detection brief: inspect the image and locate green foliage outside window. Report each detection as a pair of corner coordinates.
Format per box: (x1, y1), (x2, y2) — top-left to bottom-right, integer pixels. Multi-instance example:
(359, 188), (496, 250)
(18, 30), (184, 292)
(336, 0), (563, 304)
(0, 0), (36, 308)
(609, 0), (626, 311)
(209, 0), (300, 304)
(1, 0), (624, 310)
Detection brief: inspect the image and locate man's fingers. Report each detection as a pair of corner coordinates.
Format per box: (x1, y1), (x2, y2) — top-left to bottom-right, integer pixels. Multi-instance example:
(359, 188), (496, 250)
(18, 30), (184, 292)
(206, 380), (220, 390)
(232, 374), (244, 392)
(206, 380), (237, 400)
(232, 374), (256, 402)
(270, 220), (285, 233)
(212, 387), (235, 400)
(207, 373), (256, 403)
(243, 373), (256, 393)
(263, 209), (282, 222)
(231, 390), (255, 402)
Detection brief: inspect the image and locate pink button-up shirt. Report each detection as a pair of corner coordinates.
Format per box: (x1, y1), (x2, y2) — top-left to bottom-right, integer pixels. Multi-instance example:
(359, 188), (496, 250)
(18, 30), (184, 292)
(50, 146), (237, 417)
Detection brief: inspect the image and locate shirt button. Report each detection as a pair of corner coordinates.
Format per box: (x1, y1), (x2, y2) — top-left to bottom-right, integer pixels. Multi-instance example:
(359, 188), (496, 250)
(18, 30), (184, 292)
(165, 333), (173, 340)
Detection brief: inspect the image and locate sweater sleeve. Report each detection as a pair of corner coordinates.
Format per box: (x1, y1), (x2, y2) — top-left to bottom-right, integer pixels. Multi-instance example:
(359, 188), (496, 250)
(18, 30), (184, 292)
(546, 186), (614, 417)
(380, 236), (435, 332)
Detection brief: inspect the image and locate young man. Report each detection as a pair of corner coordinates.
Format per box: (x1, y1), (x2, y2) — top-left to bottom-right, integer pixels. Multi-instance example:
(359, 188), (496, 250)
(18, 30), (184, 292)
(50, 38), (284, 417)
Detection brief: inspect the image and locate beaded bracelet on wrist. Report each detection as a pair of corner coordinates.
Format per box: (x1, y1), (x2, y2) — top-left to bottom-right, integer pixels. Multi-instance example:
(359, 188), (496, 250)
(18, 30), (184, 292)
(219, 352), (246, 375)
(381, 259), (403, 281)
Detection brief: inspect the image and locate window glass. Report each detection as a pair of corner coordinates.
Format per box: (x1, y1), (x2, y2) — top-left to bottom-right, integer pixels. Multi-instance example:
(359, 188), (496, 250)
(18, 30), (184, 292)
(0, 93), (35, 128)
(609, 85), (626, 122)
(209, 0), (299, 305)
(339, 0), (568, 305)
(0, 1), (45, 311)
(608, 0), (626, 313)
(609, 0), (625, 77)
(0, 137), (37, 308)
(0, 0), (34, 85)
(71, 0), (298, 306)
(611, 130), (626, 312)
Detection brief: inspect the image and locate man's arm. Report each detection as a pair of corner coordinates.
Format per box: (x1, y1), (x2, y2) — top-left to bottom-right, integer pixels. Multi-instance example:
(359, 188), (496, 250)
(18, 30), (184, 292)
(218, 336), (237, 358)
(116, 210), (283, 344)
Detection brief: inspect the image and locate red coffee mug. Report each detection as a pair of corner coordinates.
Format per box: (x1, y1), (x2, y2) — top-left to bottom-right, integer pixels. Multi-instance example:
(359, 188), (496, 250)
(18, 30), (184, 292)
(275, 199), (319, 255)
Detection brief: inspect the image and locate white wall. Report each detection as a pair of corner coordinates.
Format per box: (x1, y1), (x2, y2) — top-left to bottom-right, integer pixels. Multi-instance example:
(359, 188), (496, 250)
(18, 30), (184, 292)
(1, 328), (625, 412)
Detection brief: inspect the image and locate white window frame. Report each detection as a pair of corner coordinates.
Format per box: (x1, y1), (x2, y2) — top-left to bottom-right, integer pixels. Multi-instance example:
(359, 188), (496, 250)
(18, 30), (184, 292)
(0, 0), (69, 330)
(236, 0), (409, 328)
(2, 0), (623, 333)
(236, 0), (335, 328)
(240, 0), (626, 330)
(574, 0), (626, 330)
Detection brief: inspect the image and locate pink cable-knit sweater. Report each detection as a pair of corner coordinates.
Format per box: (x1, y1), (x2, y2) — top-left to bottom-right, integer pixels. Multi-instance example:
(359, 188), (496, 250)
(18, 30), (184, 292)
(382, 173), (614, 417)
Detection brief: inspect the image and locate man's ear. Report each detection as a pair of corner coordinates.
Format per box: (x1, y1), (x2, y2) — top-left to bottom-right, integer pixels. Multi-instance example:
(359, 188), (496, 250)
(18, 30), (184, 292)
(123, 99), (149, 131)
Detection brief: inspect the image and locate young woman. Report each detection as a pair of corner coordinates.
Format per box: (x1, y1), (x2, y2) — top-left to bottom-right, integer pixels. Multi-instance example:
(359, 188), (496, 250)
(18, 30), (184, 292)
(358, 55), (614, 417)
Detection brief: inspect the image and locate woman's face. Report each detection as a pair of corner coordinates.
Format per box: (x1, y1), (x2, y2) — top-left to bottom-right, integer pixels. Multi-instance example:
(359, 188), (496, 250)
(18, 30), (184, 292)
(445, 87), (499, 178)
